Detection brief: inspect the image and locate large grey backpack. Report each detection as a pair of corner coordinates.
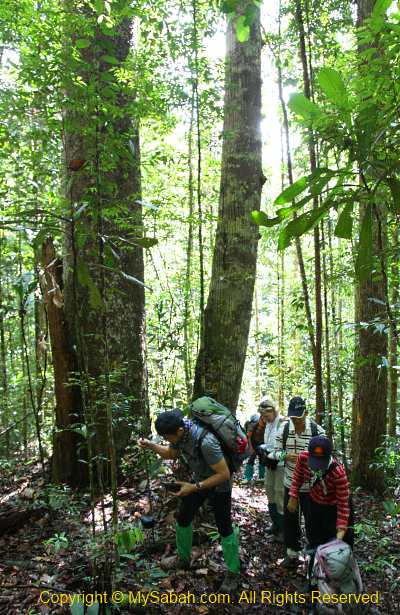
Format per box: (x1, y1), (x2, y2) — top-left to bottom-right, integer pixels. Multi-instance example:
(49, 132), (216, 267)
(311, 539), (363, 614)
(188, 396), (250, 472)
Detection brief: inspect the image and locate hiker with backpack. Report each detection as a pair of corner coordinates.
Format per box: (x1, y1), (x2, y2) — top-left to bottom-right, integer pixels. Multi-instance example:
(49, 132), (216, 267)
(138, 398), (245, 593)
(271, 396), (325, 567)
(244, 412), (266, 482)
(287, 435), (356, 604)
(287, 435), (353, 549)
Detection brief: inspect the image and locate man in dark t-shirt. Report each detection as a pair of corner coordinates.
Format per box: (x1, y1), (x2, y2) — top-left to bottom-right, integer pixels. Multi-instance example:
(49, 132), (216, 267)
(139, 411), (239, 592)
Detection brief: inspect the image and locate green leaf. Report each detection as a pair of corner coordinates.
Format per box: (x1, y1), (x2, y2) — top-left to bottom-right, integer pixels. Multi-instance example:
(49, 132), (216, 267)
(386, 177), (400, 212)
(87, 605), (100, 615)
(251, 211), (280, 227)
(101, 55), (119, 65)
(275, 176), (308, 205)
(371, 0), (393, 20)
(317, 68), (349, 108)
(288, 93), (324, 120)
(355, 204), (373, 280)
(76, 39), (91, 49)
(278, 204), (330, 250)
(335, 203), (354, 239)
(130, 237), (158, 248)
(236, 16), (250, 42)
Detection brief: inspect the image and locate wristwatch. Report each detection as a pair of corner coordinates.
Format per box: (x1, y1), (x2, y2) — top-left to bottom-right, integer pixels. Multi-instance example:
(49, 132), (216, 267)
(195, 481), (203, 490)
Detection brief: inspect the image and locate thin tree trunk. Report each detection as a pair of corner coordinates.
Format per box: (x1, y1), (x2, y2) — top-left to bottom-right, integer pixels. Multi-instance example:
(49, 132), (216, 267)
(0, 240), (9, 456)
(184, 94), (195, 401)
(193, 2), (264, 410)
(254, 282), (261, 402)
(322, 222), (333, 437)
(276, 41), (316, 380)
(328, 221), (347, 462)
(294, 0), (325, 424)
(388, 224), (399, 437)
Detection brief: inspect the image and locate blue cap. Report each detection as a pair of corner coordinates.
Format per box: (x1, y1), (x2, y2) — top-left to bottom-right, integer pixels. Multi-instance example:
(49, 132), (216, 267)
(308, 435), (332, 470)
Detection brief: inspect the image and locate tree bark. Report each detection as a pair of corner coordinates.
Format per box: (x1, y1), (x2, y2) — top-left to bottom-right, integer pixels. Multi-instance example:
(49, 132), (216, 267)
(352, 0), (388, 492)
(193, 3), (264, 410)
(41, 238), (85, 485)
(61, 6), (147, 486)
(388, 224), (398, 437)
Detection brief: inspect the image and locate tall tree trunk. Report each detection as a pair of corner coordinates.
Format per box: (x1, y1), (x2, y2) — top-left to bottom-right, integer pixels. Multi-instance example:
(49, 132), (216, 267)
(294, 0), (325, 424)
(184, 95), (195, 401)
(352, 0), (388, 492)
(193, 3), (264, 410)
(61, 5), (147, 487)
(388, 225), (399, 437)
(0, 236), (9, 456)
(322, 222), (333, 437)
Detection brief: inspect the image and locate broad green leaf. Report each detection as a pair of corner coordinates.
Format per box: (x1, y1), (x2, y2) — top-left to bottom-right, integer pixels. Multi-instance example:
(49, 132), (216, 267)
(236, 16), (250, 42)
(355, 204), (373, 280)
(87, 604), (100, 615)
(251, 211), (280, 227)
(386, 177), (400, 212)
(76, 39), (91, 49)
(372, 0), (393, 20)
(335, 203), (354, 239)
(101, 55), (119, 65)
(130, 237), (158, 248)
(288, 93), (324, 120)
(278, 204), (330, 250)
(317, 68), (349, 108)
(274, 176), (308, 205)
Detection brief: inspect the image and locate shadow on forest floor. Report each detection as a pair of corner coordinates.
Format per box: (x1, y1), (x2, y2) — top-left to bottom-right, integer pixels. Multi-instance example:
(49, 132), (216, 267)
(0, 461), (399, 614)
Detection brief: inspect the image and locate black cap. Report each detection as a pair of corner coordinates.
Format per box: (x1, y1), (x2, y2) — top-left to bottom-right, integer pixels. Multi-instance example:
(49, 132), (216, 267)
(287, 396), (306, 418)
(308, 435), (332, 471)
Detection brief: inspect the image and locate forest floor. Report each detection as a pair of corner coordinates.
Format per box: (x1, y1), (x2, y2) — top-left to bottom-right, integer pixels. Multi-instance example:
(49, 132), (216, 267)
(0, 460), (399, 615)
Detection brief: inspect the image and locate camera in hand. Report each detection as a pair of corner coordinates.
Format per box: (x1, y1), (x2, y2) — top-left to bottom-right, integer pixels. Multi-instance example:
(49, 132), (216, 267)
(163, 482), (181, 493)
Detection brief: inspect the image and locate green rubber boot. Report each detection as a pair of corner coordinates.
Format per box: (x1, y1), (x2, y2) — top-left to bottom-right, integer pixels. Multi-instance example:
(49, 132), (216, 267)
(244, 463), (254, 481)
(221, 531), (240, 574)
(220, 531), (240, 592)
(176, 522), (192, 566)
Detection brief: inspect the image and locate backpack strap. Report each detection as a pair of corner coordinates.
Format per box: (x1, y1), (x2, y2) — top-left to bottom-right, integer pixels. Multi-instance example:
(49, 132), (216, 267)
(193, 420), (234, 475)
(310, 419), (319, 437)
(282, 421), (290, 450)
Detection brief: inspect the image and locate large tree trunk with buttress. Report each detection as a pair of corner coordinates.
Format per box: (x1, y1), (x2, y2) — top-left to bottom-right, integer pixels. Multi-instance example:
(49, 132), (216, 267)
(60, 6), (147, 487)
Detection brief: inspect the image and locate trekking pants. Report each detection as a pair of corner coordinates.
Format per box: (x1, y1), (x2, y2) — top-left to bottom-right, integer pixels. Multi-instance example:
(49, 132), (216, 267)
(283, 487), (312, 553)
(308, 499), (354, 550)
(265, 464), (285, 515)
(306, 499), (354, 582)
(176, 488), (233, 537)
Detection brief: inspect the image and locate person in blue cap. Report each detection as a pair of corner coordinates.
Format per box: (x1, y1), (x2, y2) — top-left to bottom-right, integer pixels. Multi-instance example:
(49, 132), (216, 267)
(270, 396), (325, 567)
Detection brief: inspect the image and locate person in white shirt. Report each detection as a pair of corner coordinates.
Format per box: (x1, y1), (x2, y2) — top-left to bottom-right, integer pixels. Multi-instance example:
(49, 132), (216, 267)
(270, 396), (325, 567)
(256, 397), (286, 542)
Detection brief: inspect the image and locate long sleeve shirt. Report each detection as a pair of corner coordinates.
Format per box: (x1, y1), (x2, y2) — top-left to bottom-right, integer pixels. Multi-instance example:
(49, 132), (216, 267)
(271, 417), (325, 491)
(289, 451), (351, 530)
